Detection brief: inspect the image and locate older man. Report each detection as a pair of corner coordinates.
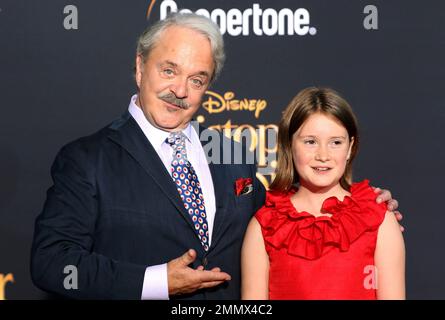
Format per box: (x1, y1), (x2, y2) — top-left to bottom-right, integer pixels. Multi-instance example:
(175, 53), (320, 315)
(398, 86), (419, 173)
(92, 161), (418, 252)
(31, 13), (399, 300)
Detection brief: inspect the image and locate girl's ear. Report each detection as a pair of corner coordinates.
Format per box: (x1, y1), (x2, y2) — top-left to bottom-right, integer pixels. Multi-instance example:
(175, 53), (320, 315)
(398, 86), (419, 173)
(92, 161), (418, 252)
(347, 137), (355, 161)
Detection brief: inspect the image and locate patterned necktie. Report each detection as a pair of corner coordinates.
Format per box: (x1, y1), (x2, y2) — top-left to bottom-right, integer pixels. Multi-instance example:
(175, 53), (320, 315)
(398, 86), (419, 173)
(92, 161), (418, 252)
(166, 131), (209, 251)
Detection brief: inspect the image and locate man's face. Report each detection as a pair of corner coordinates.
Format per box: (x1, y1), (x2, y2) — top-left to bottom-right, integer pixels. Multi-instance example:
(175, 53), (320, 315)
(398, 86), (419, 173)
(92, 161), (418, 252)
(135, 26), (214, 132)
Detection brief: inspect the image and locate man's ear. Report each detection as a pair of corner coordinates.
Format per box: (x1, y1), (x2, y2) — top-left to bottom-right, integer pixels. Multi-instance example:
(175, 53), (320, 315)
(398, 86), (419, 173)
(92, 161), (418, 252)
(135, 55), (144, 89)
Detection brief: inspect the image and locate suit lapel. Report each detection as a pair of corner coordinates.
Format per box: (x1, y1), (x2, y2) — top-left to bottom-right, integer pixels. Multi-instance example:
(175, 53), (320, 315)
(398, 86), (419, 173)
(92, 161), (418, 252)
(107, 112), (196, 231)
(207, 162), (230, 250)
(199, 126), (231, 250)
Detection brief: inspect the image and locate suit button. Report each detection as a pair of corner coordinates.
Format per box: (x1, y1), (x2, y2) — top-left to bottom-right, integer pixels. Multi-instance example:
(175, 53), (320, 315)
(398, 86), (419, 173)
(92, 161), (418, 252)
(202, 257), (208, 268)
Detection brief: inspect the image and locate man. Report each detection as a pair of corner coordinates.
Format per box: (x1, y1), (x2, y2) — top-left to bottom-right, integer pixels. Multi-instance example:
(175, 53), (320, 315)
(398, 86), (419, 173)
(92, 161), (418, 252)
(31, 13), (399, 299)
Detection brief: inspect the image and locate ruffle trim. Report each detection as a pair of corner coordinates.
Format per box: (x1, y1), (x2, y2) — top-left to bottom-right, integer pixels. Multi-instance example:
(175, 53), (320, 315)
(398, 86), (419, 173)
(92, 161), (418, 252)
(256, 180), (387, 260)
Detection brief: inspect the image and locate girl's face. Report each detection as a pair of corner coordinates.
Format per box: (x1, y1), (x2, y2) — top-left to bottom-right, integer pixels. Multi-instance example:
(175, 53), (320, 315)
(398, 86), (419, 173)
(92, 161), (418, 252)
(292, 112), (354, 192)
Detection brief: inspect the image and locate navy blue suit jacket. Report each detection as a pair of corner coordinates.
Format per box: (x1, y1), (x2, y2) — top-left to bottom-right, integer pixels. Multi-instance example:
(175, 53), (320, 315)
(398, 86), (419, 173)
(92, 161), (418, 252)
(31, 111), (266, 299)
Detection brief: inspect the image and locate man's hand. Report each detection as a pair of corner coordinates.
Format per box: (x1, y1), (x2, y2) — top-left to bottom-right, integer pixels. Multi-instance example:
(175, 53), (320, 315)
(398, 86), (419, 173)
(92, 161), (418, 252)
(167, 249), (231, 296)
(374, 187), (404, 232)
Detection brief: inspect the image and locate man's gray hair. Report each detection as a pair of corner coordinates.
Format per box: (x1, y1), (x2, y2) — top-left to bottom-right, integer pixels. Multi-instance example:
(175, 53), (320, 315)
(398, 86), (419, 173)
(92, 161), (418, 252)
(136, 13), (225, 82)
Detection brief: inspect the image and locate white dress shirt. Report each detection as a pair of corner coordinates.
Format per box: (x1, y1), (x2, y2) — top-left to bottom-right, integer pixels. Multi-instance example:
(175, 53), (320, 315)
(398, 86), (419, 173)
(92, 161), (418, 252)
(128, 94), (216, 300)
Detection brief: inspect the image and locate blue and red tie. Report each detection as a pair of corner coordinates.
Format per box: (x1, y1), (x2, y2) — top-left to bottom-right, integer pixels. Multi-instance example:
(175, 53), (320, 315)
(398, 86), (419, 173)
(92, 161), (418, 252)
(166, 132), (209, 251)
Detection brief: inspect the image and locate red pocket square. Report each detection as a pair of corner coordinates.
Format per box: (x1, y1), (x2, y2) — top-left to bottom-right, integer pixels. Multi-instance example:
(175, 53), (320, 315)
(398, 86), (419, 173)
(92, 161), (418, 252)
(235, 178), (253, 196)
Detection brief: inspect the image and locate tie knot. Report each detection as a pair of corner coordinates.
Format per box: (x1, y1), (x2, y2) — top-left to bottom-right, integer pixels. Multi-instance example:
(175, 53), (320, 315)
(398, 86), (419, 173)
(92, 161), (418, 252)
(166, 131), (186, 150)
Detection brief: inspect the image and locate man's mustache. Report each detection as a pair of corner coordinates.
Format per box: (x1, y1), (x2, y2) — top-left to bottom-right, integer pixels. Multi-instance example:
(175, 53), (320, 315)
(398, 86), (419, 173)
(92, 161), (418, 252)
(158, 92), (191, 110)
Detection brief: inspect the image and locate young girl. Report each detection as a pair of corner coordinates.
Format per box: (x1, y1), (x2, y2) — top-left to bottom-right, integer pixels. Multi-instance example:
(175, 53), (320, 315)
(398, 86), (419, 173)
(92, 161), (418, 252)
(241, 87), (405, 299)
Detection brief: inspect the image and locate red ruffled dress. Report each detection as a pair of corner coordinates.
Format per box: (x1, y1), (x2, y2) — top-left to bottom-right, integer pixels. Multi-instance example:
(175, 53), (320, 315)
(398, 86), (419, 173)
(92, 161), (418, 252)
(255, 180), (387, 300)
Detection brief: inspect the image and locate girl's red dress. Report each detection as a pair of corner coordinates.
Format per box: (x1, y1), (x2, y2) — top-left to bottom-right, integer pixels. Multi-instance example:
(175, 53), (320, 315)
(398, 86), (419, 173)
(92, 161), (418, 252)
(255, 180), (387, 299)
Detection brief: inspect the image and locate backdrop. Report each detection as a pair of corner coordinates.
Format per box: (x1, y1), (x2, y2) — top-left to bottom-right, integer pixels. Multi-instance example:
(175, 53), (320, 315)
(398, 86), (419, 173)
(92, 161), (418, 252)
(0, 0), (444, 299)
